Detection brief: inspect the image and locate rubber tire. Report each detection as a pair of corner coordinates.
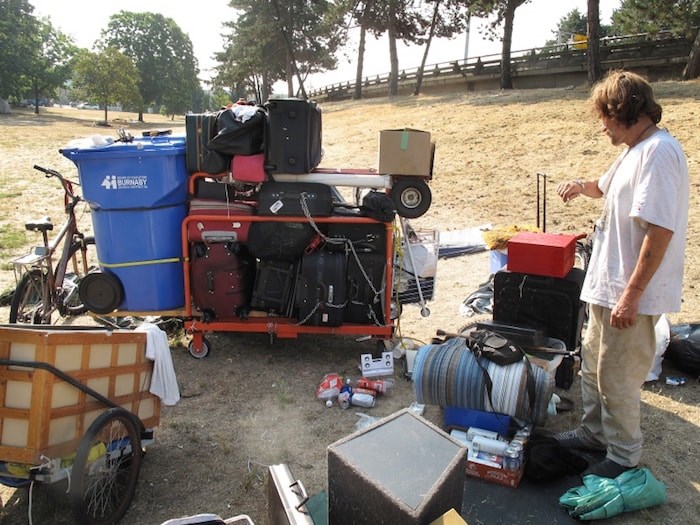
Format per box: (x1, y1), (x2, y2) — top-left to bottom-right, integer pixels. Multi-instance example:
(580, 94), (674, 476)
(390, 178), (432, 219)
(188, 336), (211, 359)
(70, 407), (143, 525)
(9, 269), (50, 324)
(78, 271), (124, 315)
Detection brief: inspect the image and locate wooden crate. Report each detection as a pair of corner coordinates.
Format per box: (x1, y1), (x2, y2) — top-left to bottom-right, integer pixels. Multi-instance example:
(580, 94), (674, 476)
(0, 326), (160, 465)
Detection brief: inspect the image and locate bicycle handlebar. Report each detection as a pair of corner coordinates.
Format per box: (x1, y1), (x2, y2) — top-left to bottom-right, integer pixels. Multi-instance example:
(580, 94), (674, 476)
(33, 165), (81, 207)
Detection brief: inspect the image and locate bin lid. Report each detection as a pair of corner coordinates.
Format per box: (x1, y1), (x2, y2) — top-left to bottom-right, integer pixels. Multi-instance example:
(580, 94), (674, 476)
(60, 135), (186, 160)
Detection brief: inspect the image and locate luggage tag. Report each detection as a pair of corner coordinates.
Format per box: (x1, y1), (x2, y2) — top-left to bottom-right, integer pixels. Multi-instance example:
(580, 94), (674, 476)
(269, 199), (284, 214)
(305, 234), (325, 254)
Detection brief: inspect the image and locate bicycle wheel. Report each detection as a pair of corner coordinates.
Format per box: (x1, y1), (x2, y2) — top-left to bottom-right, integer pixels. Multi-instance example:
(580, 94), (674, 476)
(61, 236), (97, 316)
(70, 407), (144, 525)
(9, 269), (51, 324)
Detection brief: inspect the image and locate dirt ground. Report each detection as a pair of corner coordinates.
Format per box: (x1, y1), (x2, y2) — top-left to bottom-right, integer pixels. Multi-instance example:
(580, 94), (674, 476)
(1, 80), (699, 524)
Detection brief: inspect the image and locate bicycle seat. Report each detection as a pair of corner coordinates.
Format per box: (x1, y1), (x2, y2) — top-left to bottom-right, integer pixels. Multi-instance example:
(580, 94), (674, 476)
(25, 217), (53, 232)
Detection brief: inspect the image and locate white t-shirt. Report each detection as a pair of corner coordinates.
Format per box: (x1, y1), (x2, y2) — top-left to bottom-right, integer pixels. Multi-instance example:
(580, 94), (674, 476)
(581, 129), (689, 315)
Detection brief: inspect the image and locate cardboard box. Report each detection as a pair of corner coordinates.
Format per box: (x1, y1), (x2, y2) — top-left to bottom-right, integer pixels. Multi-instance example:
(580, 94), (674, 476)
(327, 409), (466, 525)
(466, 458), (524, 488)
(378, 129), (434, 176)
(507, 231), (578, 278)
(429, 508), (469, 525)
(0, 326), (160, 465)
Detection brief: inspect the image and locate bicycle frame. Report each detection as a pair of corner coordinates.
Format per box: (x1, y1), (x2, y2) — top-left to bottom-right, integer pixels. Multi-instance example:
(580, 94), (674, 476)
(11, 167), (91, 323)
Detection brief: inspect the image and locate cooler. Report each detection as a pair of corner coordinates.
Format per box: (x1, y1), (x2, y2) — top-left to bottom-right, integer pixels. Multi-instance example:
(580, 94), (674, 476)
(61, 136), (188, 311)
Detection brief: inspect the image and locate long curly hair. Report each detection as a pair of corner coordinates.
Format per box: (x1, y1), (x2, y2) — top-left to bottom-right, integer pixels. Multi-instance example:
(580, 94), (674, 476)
(590, 69), (662, 128)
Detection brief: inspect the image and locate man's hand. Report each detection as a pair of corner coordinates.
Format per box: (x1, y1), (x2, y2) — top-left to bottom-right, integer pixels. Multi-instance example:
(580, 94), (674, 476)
(556, 180), (585, 203)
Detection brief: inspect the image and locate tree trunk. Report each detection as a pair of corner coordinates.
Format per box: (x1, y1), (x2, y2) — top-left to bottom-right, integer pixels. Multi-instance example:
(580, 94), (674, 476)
(388, 1), (399, 96)
(354, 23), (367, 100)
(414, 0), (441, 96)
(500, 1), (516, 89)
(587, 0), (602, 85)
(683, 27), (700, 79)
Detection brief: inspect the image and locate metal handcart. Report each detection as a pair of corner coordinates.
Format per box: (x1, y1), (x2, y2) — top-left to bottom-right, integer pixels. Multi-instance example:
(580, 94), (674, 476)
(0, 324), (160, 525)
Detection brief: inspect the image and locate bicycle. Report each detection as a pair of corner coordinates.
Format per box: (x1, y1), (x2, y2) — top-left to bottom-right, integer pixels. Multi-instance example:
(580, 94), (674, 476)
(9, 165), (97, 324)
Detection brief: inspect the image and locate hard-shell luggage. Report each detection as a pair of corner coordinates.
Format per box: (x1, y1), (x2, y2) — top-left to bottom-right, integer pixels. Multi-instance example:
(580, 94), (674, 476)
(326, 222), (387, 255)
(345, 252), (386, 325)
(492, 268), (586, 389)
(187, 200), (255, 243)
(296, 251), (347, 327)
(250, 259), (299, 316)
(264, 98), (322, 174)
(190, 242), (256, 321)
(247, 221), (317, 262)
(257, 181), (333, 217)
(185, 113), (229, 175)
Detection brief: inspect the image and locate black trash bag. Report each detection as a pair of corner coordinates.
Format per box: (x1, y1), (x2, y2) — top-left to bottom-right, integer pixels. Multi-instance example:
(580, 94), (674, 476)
(524, 435), (589, 483)
(207, 106), (265, 156)
(666, 323), (700, 377)
(360, 190), (396, 222)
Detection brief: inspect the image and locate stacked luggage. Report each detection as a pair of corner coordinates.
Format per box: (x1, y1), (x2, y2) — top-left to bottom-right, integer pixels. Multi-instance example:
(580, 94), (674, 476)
(183, 98), (390, 327)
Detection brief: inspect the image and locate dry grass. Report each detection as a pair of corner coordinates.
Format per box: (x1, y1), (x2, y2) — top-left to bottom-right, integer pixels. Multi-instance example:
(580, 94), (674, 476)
(1, 82), (699, 524)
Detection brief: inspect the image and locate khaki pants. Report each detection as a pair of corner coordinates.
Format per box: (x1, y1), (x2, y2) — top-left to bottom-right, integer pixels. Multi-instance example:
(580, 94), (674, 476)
(580, 304), (658, 467)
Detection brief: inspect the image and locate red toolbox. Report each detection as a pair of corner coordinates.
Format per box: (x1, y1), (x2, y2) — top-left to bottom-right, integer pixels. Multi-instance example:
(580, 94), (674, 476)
(507, 232), (581, 278)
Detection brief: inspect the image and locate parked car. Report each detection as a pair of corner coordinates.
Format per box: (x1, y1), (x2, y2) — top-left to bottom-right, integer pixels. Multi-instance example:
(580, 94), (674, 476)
(77, 102), (99, 110)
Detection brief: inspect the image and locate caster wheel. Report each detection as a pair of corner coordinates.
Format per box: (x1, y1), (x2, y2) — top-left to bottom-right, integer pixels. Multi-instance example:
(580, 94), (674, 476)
(188, 337), (211, 359)
(420, 306), (431, 317)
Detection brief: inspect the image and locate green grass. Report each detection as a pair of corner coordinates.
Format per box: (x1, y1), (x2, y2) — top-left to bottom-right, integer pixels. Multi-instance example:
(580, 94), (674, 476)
(0, 224), (26, 257)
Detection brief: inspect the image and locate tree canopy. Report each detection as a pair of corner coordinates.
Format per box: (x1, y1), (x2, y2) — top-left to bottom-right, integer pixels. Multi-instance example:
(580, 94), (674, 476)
(214, 0), (343, 101)
(100, 11), (200, 120)
(72, 47), (141, 123)
(611, 0), (700, 39)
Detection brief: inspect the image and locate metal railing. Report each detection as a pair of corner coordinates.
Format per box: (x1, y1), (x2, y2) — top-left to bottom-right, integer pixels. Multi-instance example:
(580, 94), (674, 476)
(308, 32), (694, 99)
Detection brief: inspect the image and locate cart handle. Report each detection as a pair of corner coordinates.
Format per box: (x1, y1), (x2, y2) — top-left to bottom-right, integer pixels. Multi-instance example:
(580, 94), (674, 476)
(0, 358), (120, 410)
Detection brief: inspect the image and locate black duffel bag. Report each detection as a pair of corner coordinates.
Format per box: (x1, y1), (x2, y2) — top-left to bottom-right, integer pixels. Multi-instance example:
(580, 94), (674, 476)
(207, 106), (265, 156)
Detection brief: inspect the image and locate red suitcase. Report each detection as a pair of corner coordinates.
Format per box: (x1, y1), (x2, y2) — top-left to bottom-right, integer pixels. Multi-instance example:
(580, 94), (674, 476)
(187, 199), (255, 243)
(190, 242), (256, 321)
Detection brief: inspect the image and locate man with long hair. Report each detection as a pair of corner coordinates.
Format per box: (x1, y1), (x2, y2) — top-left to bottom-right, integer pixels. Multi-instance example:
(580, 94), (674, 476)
(554, 70), (689, 478)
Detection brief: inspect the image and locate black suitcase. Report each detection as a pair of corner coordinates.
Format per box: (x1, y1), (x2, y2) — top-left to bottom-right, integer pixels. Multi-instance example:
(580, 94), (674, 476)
(264, 98), (322, 174)
(326, 222), (387, 255)
(190, 242), (256, 321)
(185, 113), (229, 175)
(247, 221), (317, 262)
(296, 251), (347, 327)
(345, 252), (386, 324)
(492, 268), (586, 389)
(257, 181), (332, 217)
(250, 259), (299, 316)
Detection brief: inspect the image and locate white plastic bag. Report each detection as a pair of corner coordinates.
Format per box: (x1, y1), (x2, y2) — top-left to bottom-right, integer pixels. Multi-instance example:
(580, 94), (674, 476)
(646, 314), (671, 382)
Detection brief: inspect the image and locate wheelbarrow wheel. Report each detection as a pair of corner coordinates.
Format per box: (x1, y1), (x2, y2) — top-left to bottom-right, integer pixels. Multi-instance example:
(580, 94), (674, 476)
(70, 407), (144, 525)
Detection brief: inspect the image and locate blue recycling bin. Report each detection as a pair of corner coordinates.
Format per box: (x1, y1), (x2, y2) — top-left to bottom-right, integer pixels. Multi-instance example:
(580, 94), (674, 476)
(62, 135), (188, 311)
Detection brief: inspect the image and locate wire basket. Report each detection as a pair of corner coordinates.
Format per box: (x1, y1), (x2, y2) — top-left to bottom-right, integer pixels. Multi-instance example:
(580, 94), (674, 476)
(395, 228), (438, 305)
